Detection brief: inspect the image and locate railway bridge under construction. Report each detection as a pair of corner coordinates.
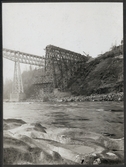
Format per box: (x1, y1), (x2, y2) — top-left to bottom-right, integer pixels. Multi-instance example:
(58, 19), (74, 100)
(3, 45), (88, 101)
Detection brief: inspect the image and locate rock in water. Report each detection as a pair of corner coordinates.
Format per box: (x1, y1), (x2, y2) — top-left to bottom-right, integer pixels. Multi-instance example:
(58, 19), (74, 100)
(33, 123), (47, 133)
(97, 136), (124, 150)
(3, 119), (26, 130)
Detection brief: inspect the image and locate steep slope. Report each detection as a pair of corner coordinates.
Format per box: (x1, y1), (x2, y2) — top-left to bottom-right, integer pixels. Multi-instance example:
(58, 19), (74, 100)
(67, 45), (123, 96)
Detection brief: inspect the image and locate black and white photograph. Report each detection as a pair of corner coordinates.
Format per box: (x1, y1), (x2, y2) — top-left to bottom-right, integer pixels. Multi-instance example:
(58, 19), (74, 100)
(2, 2), (124, 165)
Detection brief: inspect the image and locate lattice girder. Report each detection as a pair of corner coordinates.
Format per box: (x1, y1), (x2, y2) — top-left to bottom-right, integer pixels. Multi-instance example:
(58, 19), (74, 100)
(12, 61), (24, 93)
(3, 48), (45, 66)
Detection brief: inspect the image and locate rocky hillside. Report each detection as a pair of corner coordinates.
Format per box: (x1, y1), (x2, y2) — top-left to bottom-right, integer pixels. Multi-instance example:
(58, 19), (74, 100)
(67, 44), (123, 96)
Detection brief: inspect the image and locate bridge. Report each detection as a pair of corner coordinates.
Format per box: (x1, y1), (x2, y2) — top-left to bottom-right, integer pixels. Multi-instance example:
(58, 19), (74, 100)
(3, 45), (88, 101)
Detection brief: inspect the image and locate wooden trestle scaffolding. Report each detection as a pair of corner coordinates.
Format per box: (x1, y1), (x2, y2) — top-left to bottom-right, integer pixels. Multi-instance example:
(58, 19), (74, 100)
(34, 45), (88, 94)
(3, 45), (88, 100)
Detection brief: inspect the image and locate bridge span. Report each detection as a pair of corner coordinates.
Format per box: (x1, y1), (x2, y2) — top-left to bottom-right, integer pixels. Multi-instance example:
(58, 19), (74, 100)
(3, 45), (88, 101)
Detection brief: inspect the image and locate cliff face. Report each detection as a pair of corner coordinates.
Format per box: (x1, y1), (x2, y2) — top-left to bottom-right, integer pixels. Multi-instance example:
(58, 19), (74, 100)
(67, 45), (123, 96)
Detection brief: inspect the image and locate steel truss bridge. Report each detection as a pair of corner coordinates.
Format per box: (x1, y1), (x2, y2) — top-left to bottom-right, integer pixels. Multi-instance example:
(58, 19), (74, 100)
(3, 45), (88, 100)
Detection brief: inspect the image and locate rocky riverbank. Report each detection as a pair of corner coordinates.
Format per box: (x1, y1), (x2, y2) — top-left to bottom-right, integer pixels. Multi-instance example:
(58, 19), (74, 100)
(55, 92), (123, 102)
(3, 118), (124, 165)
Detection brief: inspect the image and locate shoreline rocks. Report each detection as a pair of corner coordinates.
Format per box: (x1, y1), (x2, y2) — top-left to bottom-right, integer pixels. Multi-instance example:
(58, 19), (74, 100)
(56, 92), (123, 102)
(3, 118), (124, 165)
(3, 92), (123, 103)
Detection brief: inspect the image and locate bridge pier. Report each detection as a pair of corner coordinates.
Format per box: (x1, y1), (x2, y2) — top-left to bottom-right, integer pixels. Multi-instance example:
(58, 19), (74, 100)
(10, 61), (25, 101)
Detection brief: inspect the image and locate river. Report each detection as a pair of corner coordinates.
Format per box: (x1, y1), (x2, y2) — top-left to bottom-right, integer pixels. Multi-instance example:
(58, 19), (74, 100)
(3, 101), (124, 139)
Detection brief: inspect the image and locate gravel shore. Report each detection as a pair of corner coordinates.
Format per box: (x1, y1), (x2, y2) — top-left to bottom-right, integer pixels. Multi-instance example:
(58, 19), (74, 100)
(55, 92), (123, 102)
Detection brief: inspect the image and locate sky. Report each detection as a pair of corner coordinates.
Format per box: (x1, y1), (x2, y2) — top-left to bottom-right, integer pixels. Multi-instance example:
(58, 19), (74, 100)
(2, 2), (123, 82)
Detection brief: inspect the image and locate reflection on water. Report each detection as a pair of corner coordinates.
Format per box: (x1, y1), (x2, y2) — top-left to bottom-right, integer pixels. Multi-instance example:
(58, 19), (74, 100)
(3, 101), (124, 138)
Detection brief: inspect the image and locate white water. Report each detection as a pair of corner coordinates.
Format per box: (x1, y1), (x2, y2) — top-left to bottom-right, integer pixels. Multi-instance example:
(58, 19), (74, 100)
(3, 101), (124, 138)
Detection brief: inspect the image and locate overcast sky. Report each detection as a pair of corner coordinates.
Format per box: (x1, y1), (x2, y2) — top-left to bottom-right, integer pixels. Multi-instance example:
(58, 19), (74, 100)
(2, 2), (123, 81)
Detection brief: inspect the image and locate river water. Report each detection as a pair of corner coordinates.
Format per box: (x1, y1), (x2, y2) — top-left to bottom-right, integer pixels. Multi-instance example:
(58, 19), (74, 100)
(3, 101), (124, 139)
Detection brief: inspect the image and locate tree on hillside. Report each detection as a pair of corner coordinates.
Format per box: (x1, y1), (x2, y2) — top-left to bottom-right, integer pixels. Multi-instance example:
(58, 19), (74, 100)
(110, 43), (117, 51)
